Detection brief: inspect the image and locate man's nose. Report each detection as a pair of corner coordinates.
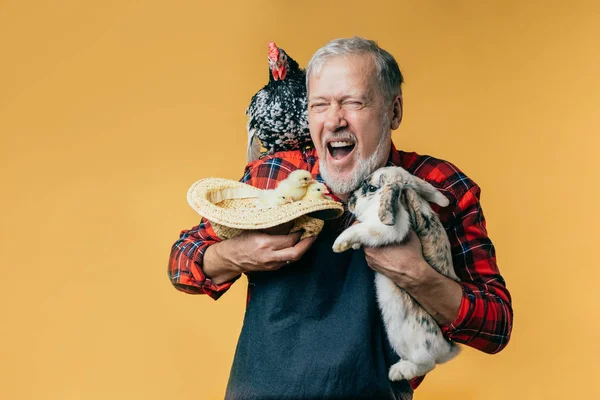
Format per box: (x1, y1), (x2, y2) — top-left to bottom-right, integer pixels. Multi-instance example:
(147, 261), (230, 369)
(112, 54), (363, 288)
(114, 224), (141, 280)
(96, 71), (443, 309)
(324, 104), (348, 132)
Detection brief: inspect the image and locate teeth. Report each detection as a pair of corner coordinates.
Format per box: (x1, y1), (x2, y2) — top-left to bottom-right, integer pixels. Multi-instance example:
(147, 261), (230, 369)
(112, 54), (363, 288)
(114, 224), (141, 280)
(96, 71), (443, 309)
(329, 141), (354, 148)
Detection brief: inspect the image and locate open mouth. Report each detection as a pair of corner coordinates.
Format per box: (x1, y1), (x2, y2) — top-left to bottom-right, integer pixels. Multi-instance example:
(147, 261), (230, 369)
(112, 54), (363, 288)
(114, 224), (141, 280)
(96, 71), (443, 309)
(327, 140), (356, 161)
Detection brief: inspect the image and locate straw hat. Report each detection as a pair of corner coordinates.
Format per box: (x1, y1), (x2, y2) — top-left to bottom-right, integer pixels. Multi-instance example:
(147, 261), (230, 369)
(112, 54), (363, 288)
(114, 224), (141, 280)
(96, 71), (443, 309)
(186, 178), (345, 240)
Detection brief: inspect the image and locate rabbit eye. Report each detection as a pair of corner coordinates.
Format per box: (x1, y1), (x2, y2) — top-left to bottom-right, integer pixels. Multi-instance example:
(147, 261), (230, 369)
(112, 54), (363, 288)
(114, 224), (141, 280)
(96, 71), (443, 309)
(367, 185), (378, 193)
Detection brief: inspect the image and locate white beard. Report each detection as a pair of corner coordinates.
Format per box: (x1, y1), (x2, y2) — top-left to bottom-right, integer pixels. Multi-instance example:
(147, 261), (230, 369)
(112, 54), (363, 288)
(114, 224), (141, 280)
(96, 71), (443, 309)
(320, 130), (391, 196)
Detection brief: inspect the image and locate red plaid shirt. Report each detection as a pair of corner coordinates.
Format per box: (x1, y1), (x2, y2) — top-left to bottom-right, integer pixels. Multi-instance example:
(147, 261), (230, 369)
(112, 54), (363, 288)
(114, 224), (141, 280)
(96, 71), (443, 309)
(168, 142), (513, 388)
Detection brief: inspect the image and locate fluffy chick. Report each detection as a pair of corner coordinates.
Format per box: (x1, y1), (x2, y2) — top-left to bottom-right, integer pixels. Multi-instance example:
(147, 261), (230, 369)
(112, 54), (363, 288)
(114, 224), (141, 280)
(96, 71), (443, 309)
(276, 169), (314, 201)
(301, 181), (329, 201)
(255, 189), (293, 208)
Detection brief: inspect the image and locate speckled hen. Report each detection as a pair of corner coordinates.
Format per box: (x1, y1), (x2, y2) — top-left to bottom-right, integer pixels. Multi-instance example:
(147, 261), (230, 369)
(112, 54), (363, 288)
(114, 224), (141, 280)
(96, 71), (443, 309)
(246, 42), (311, 162)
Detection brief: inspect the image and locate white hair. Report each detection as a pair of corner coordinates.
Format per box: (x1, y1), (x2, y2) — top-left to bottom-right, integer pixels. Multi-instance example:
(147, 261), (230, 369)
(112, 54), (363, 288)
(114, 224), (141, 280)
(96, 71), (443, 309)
(306, 36), (404, 105)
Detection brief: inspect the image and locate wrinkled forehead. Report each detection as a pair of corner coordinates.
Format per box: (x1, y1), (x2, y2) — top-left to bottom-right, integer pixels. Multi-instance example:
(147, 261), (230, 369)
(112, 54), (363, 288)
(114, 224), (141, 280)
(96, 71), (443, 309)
(308, 54), (379, 96)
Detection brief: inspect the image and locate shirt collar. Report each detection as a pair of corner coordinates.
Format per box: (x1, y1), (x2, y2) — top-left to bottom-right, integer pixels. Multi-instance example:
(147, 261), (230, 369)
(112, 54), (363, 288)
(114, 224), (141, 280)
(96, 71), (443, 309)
(386, 141), (402, 167)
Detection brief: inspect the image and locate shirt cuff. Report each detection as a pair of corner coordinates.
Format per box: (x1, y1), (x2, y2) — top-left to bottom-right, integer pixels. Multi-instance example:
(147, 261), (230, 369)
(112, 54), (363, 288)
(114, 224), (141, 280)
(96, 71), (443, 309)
(440, 283), (476, 337)
(188, 242), (240, 300)
(201, 275), (240, 299)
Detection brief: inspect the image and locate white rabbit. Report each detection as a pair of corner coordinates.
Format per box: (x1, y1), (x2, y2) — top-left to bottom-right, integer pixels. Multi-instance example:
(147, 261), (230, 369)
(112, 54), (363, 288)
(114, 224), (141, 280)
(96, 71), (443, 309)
(332, 166), (461, 381)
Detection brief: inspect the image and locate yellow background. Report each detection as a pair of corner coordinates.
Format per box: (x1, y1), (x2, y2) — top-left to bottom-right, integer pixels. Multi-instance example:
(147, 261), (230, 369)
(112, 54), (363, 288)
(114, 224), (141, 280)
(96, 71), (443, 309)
(1, 0), (598, 399)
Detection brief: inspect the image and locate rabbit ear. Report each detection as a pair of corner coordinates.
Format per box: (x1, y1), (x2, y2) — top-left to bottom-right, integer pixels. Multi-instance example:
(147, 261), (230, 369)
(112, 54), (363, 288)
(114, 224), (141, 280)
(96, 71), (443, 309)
(404, 187), (426, 230)
(411, 176), (450, 207)
(378, 183), (401, 226)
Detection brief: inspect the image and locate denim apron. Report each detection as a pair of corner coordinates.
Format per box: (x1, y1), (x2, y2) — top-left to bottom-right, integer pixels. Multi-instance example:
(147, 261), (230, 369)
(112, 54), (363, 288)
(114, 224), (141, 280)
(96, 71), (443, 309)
(224, 214), (413, 400)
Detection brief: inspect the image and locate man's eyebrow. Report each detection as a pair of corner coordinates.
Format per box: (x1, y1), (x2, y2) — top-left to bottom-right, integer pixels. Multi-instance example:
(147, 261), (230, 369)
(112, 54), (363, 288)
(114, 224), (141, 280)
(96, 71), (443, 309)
(344, 94), (369, 102)
(309, 94), (370, 102)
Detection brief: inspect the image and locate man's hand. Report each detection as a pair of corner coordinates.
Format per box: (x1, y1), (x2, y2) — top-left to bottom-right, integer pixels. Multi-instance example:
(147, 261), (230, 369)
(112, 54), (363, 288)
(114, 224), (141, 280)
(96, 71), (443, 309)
(363, 229), (463, 326)
(203, 225), (316, 285)
(363, 230), (429, 290)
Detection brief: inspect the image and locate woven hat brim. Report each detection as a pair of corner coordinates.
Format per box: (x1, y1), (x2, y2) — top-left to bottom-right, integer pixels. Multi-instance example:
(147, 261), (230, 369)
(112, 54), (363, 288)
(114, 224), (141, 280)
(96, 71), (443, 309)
(187, 178), (345, 230)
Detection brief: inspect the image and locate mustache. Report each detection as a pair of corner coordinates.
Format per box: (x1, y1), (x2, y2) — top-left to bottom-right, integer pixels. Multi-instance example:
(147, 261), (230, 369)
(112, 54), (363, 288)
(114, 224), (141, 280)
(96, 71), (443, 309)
(322, 131), (357, 148)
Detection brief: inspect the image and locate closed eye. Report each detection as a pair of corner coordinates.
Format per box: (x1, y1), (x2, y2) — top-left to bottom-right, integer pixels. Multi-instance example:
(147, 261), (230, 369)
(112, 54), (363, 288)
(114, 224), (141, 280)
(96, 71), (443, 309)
(310, 103), (328, 112)
(343, 100), (364, 110)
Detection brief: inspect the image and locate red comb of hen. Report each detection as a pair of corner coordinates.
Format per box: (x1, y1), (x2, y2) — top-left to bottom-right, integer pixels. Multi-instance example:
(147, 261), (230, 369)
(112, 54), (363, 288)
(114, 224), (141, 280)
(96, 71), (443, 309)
(268, 42), (280, 62)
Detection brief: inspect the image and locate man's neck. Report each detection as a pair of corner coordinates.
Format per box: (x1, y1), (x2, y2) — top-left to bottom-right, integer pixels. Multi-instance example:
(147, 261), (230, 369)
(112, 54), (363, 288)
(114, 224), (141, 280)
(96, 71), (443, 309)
(334, 192), (350, 203)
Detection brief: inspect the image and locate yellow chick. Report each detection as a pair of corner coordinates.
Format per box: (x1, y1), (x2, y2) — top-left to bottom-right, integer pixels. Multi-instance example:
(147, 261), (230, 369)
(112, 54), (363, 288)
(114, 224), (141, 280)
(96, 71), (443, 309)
(301, 181), (329, 201)
(255, 189), (293, 208)
(276, 169), (314, 201)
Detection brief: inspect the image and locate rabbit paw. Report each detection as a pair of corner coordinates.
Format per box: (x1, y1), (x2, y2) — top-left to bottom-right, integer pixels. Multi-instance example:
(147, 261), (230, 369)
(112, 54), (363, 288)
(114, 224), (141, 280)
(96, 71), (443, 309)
(388, 363), (407, 381)
(333, 228), (363, 253)
(388, 360), (434, 382)
(332, 239), (352, 253)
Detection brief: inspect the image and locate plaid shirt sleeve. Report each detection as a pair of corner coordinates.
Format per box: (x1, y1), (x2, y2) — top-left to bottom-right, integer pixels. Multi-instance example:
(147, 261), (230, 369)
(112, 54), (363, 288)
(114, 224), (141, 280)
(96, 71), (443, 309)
(167, 150), (317, 300)
(416, 159), (513, 355)
(166, 165), (255, 300)
(440, 182), (513, 354)
(167, 217), (234, 300)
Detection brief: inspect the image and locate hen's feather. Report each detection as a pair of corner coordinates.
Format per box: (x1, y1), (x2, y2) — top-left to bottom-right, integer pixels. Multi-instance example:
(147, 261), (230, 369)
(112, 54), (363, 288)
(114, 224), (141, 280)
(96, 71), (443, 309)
(246, 44), (311, 162)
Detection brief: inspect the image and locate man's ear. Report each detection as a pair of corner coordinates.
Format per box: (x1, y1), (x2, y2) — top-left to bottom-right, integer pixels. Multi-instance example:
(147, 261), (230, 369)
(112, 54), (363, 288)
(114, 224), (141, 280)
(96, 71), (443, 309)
(378, 183), (401, 226)
(390, 95), (403, 130)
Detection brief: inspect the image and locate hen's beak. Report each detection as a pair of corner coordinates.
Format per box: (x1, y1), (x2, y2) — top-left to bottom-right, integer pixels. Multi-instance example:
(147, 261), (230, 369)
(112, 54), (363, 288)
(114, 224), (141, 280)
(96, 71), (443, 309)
(271, 61), (286, 81)
(277, 63), (287, 80)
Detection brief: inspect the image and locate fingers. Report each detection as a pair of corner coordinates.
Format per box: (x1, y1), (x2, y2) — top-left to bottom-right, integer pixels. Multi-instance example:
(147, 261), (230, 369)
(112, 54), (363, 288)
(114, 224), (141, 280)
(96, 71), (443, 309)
(241, 230), (301, 250)
(259, 221), (294, 236)
(266, 231), (302, 250)
(270, 236), (317, 264)
(365, 259), (382, 274)
(237, 230), (315, 272)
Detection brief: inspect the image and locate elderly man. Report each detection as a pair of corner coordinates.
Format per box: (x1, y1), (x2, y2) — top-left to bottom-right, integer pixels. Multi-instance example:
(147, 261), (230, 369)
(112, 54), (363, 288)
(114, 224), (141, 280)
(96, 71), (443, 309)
(168, 37), (512, 400)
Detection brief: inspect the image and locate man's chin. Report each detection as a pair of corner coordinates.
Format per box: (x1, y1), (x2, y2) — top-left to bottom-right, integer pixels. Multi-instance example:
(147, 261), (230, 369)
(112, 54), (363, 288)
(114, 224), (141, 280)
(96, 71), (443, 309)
(320, 166), (362, 197)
